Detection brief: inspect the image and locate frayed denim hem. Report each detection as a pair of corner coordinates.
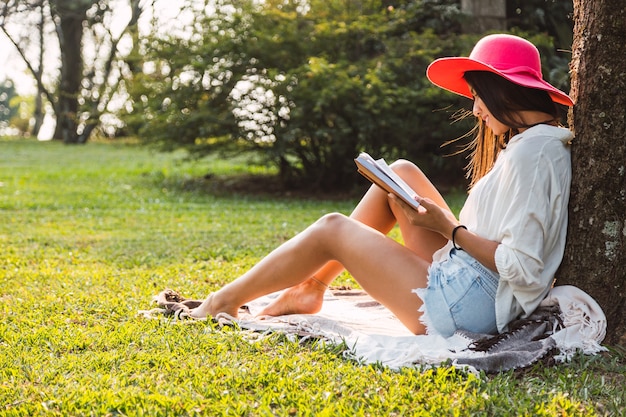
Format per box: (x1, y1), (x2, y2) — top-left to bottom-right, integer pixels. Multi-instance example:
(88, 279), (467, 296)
(413, 287), (441, 336)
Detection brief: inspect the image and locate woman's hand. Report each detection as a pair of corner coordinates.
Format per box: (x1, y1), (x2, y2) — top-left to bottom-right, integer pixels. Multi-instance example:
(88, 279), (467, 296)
(390, 193), (500, 271)
(389, 194), (458, 239)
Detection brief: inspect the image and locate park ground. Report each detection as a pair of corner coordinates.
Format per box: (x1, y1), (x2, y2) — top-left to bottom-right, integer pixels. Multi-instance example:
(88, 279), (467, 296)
(0, 137), (624, 416)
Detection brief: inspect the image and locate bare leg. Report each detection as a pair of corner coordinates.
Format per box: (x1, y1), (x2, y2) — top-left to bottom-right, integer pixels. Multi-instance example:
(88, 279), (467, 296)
(258, 159), (451, 316)
(191, 213), (431, 334)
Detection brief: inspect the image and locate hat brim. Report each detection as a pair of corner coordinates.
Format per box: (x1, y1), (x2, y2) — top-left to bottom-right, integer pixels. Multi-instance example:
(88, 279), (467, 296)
(427, 57), (574, 107)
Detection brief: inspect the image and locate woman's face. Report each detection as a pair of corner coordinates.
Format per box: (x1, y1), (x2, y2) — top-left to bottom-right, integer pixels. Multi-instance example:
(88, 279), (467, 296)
(471, 90), (509, 135)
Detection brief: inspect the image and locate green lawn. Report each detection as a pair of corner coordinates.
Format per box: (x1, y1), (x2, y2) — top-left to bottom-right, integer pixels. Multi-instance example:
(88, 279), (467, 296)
(0, 138), (623, 416)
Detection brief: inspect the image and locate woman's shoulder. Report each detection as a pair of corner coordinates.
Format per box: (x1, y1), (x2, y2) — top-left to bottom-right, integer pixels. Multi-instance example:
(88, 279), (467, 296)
(508, 125), (572, 157)
(511, 125), (573, 146)
(501, 126), (572, 173)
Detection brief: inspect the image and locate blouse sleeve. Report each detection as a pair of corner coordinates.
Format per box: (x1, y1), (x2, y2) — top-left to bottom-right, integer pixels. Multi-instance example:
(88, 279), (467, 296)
(493, 137), (570, 290)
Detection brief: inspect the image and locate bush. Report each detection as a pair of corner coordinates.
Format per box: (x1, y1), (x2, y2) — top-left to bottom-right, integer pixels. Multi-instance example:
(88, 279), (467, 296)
(122, 0), (568, 191)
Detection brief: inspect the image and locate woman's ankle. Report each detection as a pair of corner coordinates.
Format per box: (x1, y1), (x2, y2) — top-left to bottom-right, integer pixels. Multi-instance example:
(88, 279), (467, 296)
(309, 276), (329, 290)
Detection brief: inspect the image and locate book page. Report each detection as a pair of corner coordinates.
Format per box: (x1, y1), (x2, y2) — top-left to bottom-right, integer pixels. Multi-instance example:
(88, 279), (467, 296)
(373, 158), (420, 201)
(354, 153), (420, 209)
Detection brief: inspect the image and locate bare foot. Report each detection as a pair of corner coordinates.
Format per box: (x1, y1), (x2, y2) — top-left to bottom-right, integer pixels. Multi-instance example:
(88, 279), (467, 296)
(257, 279), (326, 317)
(188, 294), (213, 319)
(188, 293), (239, 319)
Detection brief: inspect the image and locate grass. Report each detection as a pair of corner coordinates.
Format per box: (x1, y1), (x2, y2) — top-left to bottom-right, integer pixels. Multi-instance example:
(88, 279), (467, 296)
(0, 137), (624, 416)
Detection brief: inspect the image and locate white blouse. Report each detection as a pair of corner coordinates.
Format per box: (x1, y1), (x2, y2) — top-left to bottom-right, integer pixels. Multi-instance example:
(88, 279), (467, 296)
(434, 124), (573, 332)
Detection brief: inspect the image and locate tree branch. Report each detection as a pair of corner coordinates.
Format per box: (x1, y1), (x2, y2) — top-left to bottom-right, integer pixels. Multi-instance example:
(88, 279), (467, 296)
(0, 24), (57, 114)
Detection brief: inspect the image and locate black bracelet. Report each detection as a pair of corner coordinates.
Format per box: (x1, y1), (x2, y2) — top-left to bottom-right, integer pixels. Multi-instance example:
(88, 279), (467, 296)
(452, 225), (467, 250)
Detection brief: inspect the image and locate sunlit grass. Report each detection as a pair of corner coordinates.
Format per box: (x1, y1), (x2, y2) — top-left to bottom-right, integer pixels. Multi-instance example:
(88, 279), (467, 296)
(0, 137), (623, 416)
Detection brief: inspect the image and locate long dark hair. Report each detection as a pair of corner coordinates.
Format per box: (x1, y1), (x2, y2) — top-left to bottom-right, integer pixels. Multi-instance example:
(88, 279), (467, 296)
(460, 71), (560, 187)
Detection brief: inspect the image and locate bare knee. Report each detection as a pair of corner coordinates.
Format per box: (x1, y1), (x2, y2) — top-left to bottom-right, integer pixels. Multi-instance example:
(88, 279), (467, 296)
(389, 159), (425, 179)
(388, 159), (444, 206)
(315, 212), (350, 230)
(309, 212), (366, 260)
(310, 212), (353, 244)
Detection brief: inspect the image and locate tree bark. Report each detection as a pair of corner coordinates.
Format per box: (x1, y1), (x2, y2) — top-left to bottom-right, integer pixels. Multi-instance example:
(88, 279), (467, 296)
(460, 0), (507, 32)
(51, 1), (89, 143)
(558, 0), (626, 346)
(32, 2), (46, 138)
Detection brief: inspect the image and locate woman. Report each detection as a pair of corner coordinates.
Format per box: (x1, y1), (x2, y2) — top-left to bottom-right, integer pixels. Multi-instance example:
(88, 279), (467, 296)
(189, 34), (574, 337)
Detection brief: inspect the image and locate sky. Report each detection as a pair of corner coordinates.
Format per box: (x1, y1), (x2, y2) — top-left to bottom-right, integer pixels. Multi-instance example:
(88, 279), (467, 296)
(0, 33), (33, 95)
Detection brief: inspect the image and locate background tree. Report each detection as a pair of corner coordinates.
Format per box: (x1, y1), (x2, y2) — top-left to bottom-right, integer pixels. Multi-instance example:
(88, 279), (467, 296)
(460, 0), (506, 32)
(32, 2), (46, 136)
(123, 0), (249, 158)
(124, 0), (477, 189)
(0, 80), (36, 135)
(507, 0), (574, 93)
(0, 0), (144, 143)
(125, 0), (570, 190)
(0, 1), (47, 137)
(0, 80), (19, 131)
(558, 0), (626, 346)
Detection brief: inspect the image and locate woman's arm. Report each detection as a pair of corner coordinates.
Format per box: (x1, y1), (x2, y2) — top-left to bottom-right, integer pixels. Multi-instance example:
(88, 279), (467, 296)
(447, 225), (499, 271)
(389, 194), (500, 272)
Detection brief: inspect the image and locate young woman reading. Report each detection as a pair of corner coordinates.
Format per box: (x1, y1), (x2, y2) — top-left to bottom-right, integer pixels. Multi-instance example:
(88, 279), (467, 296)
(188, 34), (574, 337)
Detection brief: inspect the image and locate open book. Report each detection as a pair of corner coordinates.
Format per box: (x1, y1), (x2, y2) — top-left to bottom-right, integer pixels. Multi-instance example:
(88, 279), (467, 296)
(354, 152), (421, 209)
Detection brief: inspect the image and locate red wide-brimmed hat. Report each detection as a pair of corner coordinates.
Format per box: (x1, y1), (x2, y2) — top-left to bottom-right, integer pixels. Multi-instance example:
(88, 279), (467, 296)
(427, 34), (574, 106)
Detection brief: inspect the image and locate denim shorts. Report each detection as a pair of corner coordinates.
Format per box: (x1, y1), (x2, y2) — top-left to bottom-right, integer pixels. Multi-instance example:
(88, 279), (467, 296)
(413, 248), (499, 337)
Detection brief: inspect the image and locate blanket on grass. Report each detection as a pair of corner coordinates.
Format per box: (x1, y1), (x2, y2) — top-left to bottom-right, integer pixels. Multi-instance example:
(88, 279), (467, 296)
(138, 285), (607, 373)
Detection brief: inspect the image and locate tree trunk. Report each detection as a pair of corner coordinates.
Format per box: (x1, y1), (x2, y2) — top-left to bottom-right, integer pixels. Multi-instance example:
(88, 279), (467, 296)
(558, 0), (626, 346)
(460, 0), (507, 32)
(52, 4), (87, 143)
(32, 2), (45, 138)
